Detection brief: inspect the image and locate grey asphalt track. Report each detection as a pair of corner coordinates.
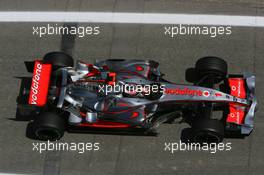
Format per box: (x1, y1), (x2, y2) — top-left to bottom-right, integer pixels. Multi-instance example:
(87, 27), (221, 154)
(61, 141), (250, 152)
(0, 0), (264, 175)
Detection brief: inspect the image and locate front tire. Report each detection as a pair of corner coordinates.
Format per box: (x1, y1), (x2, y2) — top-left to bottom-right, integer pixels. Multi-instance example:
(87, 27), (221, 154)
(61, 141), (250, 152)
(192, 119), (224, 144)
(32, 112), (66, 141)
(195, 56), (228, 85)
(43, 52), (74, 87)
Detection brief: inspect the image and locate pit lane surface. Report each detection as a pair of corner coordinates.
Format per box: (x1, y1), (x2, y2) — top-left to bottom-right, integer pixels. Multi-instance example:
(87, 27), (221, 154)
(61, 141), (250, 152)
(0, 0), (264, 175)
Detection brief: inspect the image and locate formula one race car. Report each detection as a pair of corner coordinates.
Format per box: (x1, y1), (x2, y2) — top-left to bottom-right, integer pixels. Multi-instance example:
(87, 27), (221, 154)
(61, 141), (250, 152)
(16, 52), (257, 143)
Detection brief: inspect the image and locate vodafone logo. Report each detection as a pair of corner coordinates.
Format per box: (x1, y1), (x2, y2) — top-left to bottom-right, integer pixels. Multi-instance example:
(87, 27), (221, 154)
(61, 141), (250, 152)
(28, 61), (51, 106)
(165, 88), (203, 96)
(29, 63), (42, 104)
(230, 112), (240, 123)
(228, 78), (246, 99)
(237, 81), (241, 97)
(165, 88), (211, 98)
(231, 85), (236, 91)
(202, 90), (210, 97)
(227, 104), (245, 125)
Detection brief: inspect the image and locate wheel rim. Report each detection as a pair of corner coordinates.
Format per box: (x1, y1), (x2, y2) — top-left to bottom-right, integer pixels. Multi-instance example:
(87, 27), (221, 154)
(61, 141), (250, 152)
(194, 131), (221, 144)
(35, 128), (61, 141)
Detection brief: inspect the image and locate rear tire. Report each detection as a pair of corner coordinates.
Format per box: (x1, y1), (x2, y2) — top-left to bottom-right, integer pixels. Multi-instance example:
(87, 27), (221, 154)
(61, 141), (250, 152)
(43, 52), (74, 69)
(32, 112), (66, 141)
(43, 52), (73, 87)
(192, 119), (224, 144)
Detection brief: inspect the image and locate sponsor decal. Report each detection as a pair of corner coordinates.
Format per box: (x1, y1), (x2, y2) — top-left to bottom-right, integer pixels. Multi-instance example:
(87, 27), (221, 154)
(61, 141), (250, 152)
(228, 78), (246, 99)
(28, 60), (52, 106)
(202, 90), (210, 97)
(165, 88), (203, 96)
(214, 92), (222, 97)
(226, 104), (245, 124)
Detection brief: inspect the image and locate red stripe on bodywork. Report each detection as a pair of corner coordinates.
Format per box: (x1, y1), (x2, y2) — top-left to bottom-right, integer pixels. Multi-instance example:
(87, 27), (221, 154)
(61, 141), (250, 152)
(135, 65), (144, 71)
(28, 60), (52, 106)
(130, 111), (139, 119)
(78, 120), (131, 128)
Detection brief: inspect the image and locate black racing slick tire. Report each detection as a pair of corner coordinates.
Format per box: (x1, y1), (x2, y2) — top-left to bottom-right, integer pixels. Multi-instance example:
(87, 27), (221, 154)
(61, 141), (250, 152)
(32, 112), (66, 141)
(43, 51), (74, 68)
(192, 119), (224, 144)
(195, 56), (228, 79)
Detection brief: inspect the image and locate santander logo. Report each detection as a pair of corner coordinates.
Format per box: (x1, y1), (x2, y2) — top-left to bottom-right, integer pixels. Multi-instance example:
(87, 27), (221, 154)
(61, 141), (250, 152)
(29, 63), (42, 104)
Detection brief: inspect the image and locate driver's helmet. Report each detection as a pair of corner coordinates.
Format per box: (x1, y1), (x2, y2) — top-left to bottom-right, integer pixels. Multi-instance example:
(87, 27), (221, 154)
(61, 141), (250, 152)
(76, 61), (89, 73)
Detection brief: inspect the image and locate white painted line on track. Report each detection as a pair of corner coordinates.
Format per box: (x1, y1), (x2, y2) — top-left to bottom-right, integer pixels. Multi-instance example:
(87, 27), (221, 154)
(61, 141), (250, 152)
(0, 11), (263, 27)
(0, 173), (31, 175)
